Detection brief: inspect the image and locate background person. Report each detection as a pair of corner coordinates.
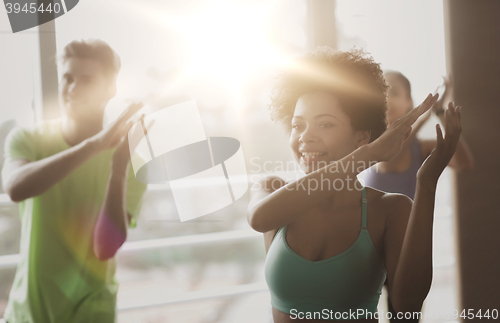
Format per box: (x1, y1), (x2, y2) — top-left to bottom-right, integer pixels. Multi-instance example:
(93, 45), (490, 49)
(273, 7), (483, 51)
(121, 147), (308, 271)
(363, 71), (474, 200)
(363, 71), (474, 322)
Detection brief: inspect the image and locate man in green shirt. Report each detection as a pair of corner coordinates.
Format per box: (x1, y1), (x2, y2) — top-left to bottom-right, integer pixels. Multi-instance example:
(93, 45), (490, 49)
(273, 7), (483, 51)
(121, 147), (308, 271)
(1, 39), (147, 322)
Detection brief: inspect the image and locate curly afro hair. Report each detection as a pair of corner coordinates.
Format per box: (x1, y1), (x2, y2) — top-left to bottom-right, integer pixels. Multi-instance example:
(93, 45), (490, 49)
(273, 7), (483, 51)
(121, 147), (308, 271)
(269, 47), (389, 143)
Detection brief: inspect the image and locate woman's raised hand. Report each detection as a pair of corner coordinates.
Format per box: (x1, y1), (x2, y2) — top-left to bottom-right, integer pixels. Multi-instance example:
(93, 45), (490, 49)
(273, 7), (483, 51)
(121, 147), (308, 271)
(369, 93), (439, 162)
(433, 75), (453, 114)
(417, 101), (462, 185)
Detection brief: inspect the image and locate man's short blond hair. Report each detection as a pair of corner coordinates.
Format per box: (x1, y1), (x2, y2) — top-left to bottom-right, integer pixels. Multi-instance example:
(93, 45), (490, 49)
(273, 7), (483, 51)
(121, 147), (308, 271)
(60, 39), (121, 79)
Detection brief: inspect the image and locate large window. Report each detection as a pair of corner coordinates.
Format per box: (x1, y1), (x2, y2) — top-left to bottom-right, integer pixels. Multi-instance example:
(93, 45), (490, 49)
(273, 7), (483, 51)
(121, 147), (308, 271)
(0, 11), (36, 318)
(0, 16), (36, 128)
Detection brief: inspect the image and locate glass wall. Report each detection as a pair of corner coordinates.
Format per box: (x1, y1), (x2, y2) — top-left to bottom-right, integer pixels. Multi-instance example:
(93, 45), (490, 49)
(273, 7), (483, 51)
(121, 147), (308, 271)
(0, 10), (36, 317)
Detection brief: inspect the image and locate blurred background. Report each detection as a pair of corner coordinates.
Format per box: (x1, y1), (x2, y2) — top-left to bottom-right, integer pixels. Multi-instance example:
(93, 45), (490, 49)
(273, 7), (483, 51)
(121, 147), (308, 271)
(1, 0), (498, 322)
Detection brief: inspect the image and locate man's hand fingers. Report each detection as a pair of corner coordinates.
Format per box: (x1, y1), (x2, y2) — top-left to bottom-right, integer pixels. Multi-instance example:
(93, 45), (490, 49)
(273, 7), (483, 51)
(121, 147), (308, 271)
(115, 102), (144, 127)
(123, 120), (134, 134)
(123, 102), (144, 122)
(146, 119), (155, 131)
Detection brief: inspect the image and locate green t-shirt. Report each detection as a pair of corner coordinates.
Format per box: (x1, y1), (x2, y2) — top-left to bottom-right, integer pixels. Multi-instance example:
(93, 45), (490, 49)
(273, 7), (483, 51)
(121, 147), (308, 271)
(3, 119), (147, 323)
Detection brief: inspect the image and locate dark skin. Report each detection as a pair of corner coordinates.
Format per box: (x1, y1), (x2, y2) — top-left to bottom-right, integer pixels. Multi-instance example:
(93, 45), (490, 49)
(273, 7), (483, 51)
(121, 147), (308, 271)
(258, 179), (402, 323)
(248, 92), (462, 322)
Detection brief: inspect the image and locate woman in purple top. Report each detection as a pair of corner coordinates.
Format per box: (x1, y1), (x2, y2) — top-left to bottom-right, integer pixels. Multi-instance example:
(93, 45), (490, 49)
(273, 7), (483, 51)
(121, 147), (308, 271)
(363, 71), (474, 322)
(364, 71), (474, 200)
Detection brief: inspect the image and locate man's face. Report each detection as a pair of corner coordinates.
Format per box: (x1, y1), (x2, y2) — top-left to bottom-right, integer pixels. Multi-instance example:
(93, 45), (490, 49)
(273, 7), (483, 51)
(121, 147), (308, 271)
(59, 57), (115, 120)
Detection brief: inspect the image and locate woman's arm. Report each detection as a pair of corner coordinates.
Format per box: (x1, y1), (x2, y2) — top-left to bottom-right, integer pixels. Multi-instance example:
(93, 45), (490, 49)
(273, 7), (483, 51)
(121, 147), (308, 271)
(384, 183), (434, 314)
(425, 77), (473, 171)
(248, 94), (439, 233)
(247, 176), (287, 251)
(404, 109), (431, 148)
(420, 135), (474, 172)
(388, 102), (462, 313)
(403, 77), (451, 147)
(248, 145), (375, 232)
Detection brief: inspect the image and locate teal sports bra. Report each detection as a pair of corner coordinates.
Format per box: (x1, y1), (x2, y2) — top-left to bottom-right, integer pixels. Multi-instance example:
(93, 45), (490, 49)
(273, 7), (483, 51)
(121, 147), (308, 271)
(264, 186), (387, 320)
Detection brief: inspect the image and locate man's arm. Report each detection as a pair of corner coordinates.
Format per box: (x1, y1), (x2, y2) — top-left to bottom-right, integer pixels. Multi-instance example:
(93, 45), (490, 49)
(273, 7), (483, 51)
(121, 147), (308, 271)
(2, 103), (144, 202)
(93, 157), (130, 261)
(93, 119), (148, 261)
(2, 139), (100, 202)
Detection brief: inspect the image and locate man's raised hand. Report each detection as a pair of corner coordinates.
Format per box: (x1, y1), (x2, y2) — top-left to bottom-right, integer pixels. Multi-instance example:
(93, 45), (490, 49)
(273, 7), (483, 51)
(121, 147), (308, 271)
(92, 102), (144, 152)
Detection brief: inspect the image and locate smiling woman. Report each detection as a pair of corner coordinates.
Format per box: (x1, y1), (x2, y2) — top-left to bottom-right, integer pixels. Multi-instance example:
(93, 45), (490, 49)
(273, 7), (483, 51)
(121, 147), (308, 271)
(270, 48), (388, 174)
(291, 93), (370, 173)
(247, 46), (462, 323)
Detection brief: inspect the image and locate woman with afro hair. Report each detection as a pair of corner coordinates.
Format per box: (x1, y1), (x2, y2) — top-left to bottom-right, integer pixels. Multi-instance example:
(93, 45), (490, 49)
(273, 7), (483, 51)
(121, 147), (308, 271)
(247, 47), (462, 322)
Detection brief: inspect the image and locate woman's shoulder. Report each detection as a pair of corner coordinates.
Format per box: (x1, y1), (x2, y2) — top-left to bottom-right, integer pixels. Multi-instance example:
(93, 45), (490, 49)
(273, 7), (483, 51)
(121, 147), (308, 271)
(365, 186), (413, 217)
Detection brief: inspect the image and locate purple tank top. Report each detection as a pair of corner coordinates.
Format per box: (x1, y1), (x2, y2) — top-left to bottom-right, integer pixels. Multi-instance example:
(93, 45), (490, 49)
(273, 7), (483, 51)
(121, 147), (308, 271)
(363, 139), (424, 200)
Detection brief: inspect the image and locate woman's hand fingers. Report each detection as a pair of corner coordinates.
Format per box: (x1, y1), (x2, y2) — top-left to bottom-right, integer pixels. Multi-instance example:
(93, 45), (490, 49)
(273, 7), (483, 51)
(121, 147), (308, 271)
(456, 105), (462, 128)
(436, 124), (444, 145)
(403, 126), (412, 140)
(402, 93), (439, 126)
(444, 102), (453, 135)
(369, 93), (442, 163)
(417, 99), (462, 184)
(440, 102), (461, 155)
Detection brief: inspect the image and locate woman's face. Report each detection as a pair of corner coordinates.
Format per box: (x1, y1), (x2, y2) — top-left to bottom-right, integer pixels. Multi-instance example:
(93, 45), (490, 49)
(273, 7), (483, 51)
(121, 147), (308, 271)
(289, 92), (369, 174)
(385, 75), (413, 125)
